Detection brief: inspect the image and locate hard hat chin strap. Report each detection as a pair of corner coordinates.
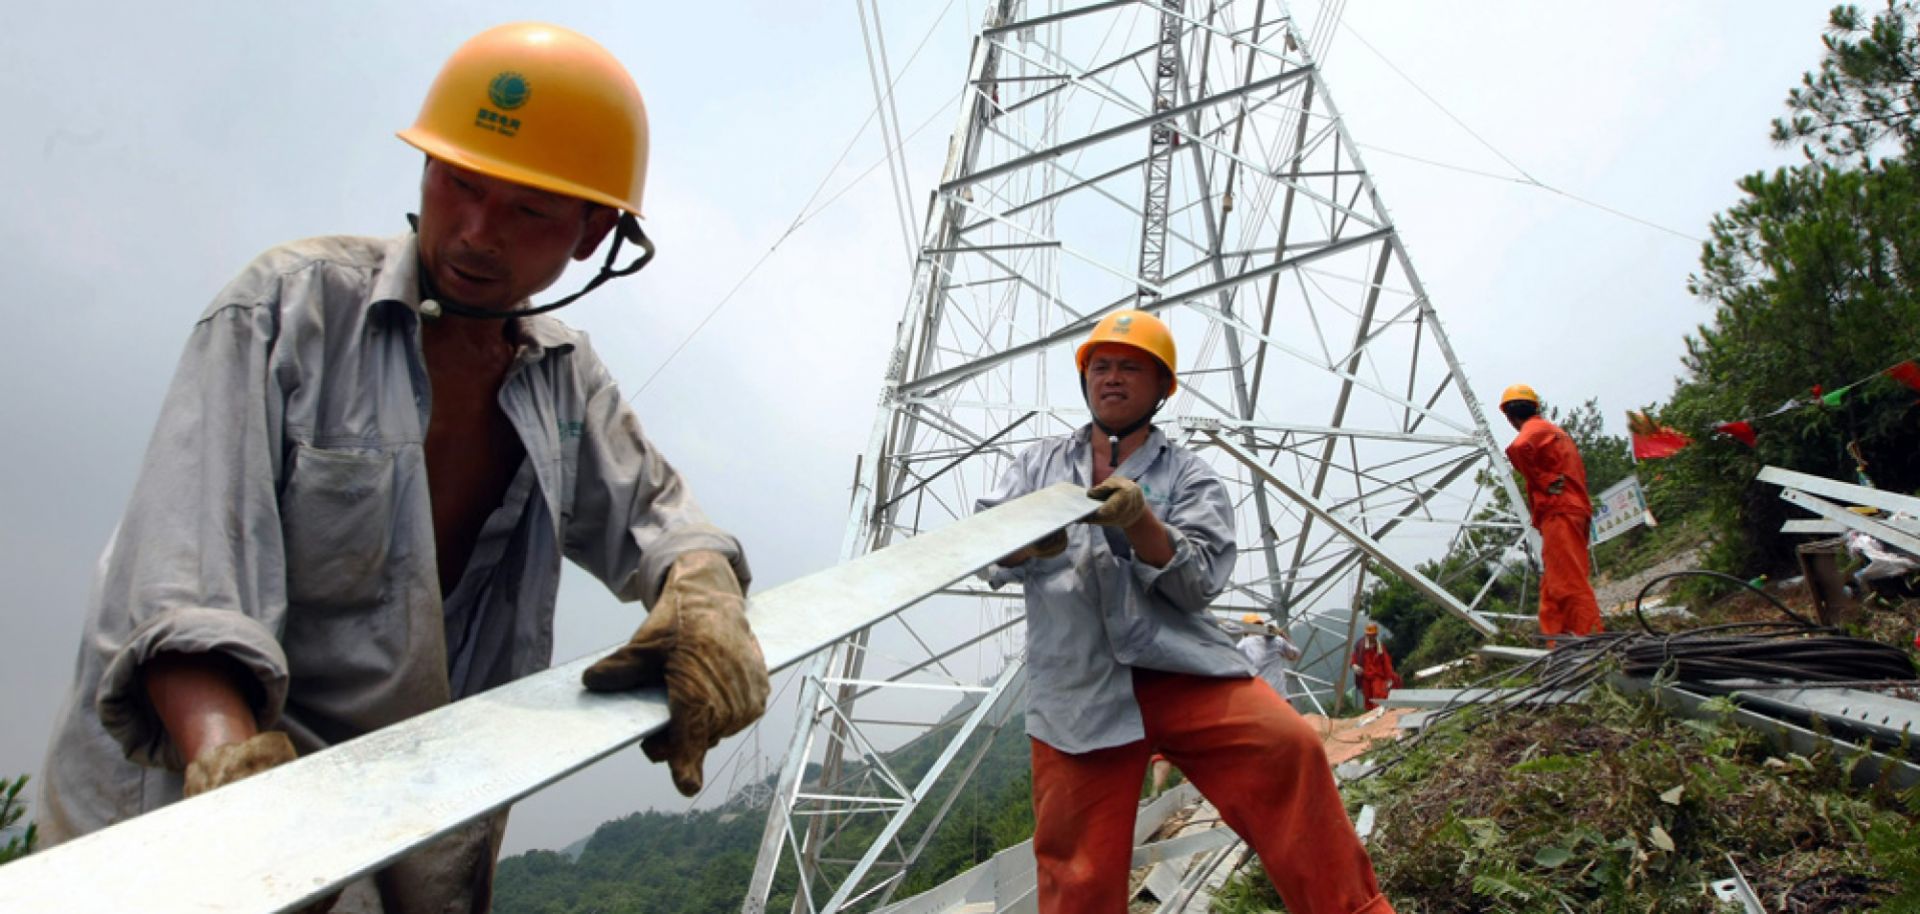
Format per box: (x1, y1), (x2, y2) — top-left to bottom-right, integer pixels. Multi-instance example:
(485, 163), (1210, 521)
(406, 213), (655, 320)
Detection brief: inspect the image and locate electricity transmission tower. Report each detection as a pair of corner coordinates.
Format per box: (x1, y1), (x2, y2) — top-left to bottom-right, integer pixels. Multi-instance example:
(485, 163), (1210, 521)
(745, 2), (1527, 911)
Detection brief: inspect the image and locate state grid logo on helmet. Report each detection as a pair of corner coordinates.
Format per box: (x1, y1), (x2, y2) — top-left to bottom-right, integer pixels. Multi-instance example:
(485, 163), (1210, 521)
(475, 70), (529, 138)
(489, 71), (530, 109)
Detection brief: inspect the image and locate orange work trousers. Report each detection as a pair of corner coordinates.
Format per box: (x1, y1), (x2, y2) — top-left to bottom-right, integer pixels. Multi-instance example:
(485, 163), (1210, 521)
(1538, 512), (1603, 639)
(1029, 669), (1393, 914)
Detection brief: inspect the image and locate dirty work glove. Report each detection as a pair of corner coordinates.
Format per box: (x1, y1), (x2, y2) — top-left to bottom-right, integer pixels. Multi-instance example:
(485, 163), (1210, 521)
(183, 731), (297, 798)
(183, 732), (340, 913)
(1087, 476), (1148, 527)
(1028, 528), (1069, 559)
(581, 551), (770, 796)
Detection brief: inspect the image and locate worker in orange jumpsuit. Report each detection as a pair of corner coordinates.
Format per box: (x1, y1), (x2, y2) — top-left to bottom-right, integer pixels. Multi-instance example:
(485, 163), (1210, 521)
(1349, 624), (1400, 710)
(981, 311), (1394, 914)
(1499, 385), (1604, 643)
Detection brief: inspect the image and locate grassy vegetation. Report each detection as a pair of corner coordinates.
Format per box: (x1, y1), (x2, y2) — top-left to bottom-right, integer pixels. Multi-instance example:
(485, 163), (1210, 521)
(0, 775), (35, 866)
(1214, 685), (1920, 913)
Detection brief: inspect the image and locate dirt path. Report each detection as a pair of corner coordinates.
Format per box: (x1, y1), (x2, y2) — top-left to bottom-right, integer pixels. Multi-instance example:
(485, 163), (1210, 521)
(1301, 708), (1411, 767)
(1593, 543), (1705, 615)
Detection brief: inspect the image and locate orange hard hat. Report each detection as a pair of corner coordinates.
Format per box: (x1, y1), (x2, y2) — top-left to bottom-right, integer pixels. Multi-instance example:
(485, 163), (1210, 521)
(1242, 613), (1263, 625)
(1076, 310), (1178, 393)
(1364, 622), (1379, 635)
(399, 22), (650, 215)
(1499, 384), (1540, 407)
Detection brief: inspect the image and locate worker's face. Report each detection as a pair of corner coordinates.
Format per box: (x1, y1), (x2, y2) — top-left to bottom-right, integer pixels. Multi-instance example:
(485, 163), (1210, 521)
(416, 159), (619, 312)
(1084, 343), (1169, 429)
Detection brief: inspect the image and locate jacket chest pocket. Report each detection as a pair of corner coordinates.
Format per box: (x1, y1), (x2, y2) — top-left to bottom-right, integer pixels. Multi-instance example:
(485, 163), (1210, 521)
(281, 444), (397, 610)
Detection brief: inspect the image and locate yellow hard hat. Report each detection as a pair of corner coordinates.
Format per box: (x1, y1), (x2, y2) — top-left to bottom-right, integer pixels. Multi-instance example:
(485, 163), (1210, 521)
(1076, 310), (1178, 393)
(399, 22), (650, 215)
(1499, 384), (1540, 407)
(1242, 613), (1263, 625)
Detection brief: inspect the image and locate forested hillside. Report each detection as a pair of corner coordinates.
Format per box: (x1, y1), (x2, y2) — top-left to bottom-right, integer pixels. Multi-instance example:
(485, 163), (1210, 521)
(495, 691), (1038, 914)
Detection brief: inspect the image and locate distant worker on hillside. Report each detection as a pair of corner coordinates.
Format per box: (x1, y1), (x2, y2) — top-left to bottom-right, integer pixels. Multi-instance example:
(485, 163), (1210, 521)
(1237, 613), (1304, 700)
(38, 24), (769, 912)
(980, 310), (1394, 914)
(1349, 623), (1401, 711)
(1498, 384), (1604, 644)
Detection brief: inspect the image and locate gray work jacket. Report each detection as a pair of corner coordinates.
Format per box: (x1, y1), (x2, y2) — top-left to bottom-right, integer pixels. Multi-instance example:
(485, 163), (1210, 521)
(40, 234), (745, 890)
(977, 425), (1250, 754)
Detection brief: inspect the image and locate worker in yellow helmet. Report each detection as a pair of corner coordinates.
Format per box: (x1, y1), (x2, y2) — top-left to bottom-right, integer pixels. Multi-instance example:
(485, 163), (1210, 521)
(39, 24), (767, 911)
(1497, 384), (1603, 645)
(979, 310), (1394, 914)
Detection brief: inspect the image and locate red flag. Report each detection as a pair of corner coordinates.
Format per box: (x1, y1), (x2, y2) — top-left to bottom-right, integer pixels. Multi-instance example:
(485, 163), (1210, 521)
(1713, 421), (1757, 447)
(1886, 360), (1920, 392)
(1627, 410), (1691, 459)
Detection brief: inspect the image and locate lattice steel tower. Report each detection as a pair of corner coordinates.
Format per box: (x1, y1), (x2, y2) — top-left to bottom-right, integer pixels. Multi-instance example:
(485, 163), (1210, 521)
(745, 2), (1526, 911)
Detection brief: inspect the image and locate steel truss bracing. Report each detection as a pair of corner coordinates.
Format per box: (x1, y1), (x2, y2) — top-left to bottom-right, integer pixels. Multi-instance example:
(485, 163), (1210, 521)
(746, 2), (1527, 911)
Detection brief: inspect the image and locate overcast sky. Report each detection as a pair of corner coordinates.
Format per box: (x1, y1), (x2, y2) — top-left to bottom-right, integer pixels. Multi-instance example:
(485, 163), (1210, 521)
(0, 1), (1827, 857)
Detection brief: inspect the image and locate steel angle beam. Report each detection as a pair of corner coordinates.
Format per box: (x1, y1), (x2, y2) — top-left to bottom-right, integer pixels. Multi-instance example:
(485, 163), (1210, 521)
(1721, 686), (1920, 752)
(1759, 465), (1920, 518)
(1381, 687), (1587, 709)
(1132, 828), (1238, 869)
(1479, 645), (1548, 662)
(0, 483), (1098, 914)
(1200, 429), (1497, 637)
(1709, 854), (1765, 914)
(1619, 677), (1920, 792)
(1777, 488), (1920, 558)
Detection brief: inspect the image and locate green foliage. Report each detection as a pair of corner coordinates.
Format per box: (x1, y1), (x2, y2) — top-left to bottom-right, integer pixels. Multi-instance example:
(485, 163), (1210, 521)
(491, 805), (787, 914)
(0, 775), (37, 866)
(1774, 2), (1920, 163)
(1338, 685), (1915, 912)
(1653, 155), (1920, 578)
(1638, 5), (1920, 582)
(1866, 818), (1920, 910)
(1399, 615), (1485, 678)
(493, 701), (1039, 913)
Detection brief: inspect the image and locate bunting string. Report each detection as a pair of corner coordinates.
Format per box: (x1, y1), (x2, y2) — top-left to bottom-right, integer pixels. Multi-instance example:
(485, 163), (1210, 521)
(1627, 354), (1920, 459)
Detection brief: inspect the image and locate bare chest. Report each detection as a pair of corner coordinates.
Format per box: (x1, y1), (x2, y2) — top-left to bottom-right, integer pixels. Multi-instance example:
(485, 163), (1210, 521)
(421, 329), (526, 595)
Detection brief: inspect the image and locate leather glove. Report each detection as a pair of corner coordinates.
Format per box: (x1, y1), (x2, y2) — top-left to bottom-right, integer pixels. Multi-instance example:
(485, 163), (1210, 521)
(1087, 476), (1148, 527)
(183, 731), (297, 798)
(581, 551), (770, 796)
(1027, 528), (1069, 559)
(182, 731), (340, 913)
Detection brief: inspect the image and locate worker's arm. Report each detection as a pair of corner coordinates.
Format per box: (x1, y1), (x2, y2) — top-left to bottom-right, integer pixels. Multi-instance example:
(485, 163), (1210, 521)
(142, 652), (259, 764)
(94, 290), (297, 770)
(976, 447), (1049, 582)
(1506, 424), (1560, 507)
(143, 651), (300, 798)
(563, 355), (750, 605)
(1120, 509), (1174, 567)
(1094, 463), (1234, 612)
